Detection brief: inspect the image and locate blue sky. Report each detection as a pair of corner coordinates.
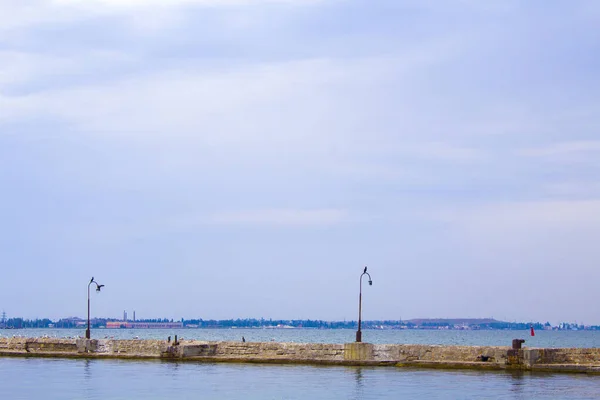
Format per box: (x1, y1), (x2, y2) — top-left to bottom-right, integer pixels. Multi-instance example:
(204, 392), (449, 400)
(1, 0), (599, 324)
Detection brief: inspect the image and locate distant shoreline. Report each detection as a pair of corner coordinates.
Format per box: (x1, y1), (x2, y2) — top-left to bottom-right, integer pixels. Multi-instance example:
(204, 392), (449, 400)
(2, 318), (598, 331)
(2, 326), (598, 331)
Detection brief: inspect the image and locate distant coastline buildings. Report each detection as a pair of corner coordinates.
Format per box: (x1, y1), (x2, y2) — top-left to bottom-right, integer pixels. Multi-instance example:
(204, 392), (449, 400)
(106, 310), (183, 329)
(106, 321), (183, 329)
(1, 314), (600, 330)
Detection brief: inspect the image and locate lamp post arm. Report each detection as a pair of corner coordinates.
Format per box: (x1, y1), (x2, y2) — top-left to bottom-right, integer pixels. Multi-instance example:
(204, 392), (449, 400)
(358, 272), (369, 329)
(86, 280), (91, 339)
(356, 270), (373, 343)
(86, 277), (103, 340)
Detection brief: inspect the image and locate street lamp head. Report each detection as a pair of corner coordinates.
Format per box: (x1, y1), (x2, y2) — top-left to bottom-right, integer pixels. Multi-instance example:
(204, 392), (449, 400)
(368, 280), (373, 286)
(96, 284), (104, 292)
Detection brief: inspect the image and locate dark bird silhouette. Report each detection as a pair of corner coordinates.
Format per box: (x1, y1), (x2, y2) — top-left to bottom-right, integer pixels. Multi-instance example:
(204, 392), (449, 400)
(363, 266), (367, 273)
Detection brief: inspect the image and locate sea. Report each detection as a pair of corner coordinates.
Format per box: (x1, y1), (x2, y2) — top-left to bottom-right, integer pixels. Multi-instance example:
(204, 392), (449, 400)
(1, 328), (599, 399)
(3, 327), (600, 348)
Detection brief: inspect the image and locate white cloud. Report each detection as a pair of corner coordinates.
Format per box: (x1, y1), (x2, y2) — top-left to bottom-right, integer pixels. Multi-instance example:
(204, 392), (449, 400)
(48, 0), (323, 31)
(542, 181), (600, 199)
(0, 49), (136, 93)
(0, 2), (50, 31)
(406, 142), (486, 163)
(0, 0), (322, 34)
(53, 0), (321, 6)
(0, 56), (412, 153)
(517, 141), (600, 157)
(0, 1), (93, 31)
(40, 208), (351, 245)
(515, 141), (600, 169)
(434, 200), (600, 258)
(466, 200), (600, 227)
(209, 208), (348, 226)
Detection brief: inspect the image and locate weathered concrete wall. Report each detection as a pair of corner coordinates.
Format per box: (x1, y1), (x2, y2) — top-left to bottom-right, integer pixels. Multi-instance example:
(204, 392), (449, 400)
(174, 342), (346, 363)
(0, 337), (598, 373)
(0, 337), (77, 354)
(379, 344), (508, 363)
(534, 348), (600, 365)
(98, 339), (169, 357)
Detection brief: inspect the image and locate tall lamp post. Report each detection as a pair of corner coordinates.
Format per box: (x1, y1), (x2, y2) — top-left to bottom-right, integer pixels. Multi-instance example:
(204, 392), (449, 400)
(356, 266), (372, 343)
(86, 277), (104, 339)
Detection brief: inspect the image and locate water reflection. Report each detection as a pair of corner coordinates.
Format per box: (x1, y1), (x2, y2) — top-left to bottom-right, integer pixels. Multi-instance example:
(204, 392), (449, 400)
(509, 370), (526, 397)
(81, 359), (94, 400)
(83, 359), (92, 379)
(354, 367), (364, 388)
(2, 358), (600, 400)
(350, 367), (365, 400)
(165, 360), (180, 375)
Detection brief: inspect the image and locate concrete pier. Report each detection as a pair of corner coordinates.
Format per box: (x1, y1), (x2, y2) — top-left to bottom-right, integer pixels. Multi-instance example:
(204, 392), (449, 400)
(1, 337), (599, 374)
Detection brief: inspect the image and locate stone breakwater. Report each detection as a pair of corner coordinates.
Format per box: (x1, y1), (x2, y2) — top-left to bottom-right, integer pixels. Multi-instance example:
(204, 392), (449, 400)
(1, 337), (599, 374)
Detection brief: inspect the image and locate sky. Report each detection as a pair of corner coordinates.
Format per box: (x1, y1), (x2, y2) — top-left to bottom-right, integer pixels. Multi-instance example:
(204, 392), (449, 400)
(0, 0), (599, 325)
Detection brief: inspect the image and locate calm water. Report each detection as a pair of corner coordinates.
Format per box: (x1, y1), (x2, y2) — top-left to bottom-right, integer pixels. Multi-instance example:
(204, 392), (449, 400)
(1, 357), (599, 399)
(3, 328), (600, 348)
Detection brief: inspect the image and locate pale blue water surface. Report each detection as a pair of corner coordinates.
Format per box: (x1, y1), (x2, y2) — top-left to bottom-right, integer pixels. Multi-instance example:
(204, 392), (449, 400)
(3, 328), (600, 348)
(1, 357), (599, 399)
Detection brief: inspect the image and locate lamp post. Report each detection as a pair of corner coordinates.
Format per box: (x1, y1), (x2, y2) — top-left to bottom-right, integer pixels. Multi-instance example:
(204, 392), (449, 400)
(356, 266), (372, 343)
(86, 277), (104, 339)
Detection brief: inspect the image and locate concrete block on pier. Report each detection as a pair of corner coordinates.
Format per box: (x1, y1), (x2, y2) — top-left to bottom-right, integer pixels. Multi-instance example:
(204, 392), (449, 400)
(344, 343), (374, 362)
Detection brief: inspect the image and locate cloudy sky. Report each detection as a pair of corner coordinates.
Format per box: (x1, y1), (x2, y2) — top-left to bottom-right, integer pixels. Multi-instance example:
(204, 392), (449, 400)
(1, 0), (599, 325)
